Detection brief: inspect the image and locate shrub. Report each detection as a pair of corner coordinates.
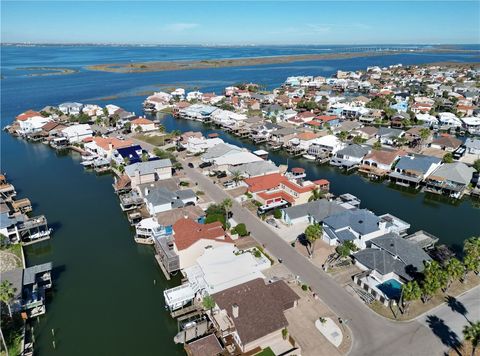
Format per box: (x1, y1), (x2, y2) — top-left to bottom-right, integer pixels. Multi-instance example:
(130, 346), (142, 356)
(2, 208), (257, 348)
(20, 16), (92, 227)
(273, 209), (282, 219)
(245, 192), (253, 199)
(301, 284), (309, 291)
(234, 223), (248, 237)
(196, 191), (205, 196)
(179, 181), (190, 187)
(253, 249), (262, 258)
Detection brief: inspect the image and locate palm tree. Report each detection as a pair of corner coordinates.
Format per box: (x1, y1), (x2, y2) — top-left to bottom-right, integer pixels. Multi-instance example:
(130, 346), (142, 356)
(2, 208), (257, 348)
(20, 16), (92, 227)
(304, 223), (323, 258)
(464, 255), (480, 279)
(0, 280), (16, 317)
(221, 198), (233, 228)
(421, 277), (440, 303)
(464, 237), (480, 260)
(400, 280), (421, 315)
(445, 258), (464, 289)
(338, 131), (348, 142)
(141, 152), (149, 162)
(421, 261), (442, 303)
(419, 128), (430, 143)
(202, 294), (216, 315)
(308, 188), (324, 202)
(231, 170), (242, 187)
(463, 321), (480, 356)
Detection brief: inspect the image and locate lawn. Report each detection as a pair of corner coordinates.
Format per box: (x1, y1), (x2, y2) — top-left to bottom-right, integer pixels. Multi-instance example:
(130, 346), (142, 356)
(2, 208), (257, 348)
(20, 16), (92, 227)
(369, 274), (480, 321)
(134, 133), (169, 146)
(255, 347), (275, 356)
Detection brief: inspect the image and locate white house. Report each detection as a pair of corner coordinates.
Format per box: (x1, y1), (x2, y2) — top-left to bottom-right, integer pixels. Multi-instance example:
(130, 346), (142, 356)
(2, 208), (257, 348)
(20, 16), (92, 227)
(131, 117), (156, 132)
(124, 159), (173, 188)
(183, 137), (224, 154)
(16, 111), (52, 135)
(61, 124), (93, 143)
(307, 135), (346, 156)
(438, 112), (462, 128)
(58, 102), (83, 115)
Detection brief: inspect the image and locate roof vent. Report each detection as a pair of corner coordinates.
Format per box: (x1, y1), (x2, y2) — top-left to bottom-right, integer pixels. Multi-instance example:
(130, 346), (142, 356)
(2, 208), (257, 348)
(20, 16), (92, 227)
(358, 220), (363, 224)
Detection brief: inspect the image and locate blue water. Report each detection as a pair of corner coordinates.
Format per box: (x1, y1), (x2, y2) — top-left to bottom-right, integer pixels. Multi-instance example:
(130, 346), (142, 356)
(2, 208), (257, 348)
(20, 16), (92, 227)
(377, 279), (403, 300)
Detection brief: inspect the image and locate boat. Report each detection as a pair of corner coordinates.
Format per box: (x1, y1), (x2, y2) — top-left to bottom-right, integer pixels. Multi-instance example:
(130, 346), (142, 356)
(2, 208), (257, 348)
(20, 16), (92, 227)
(28, 229), (53, 240)
(302, 154), (316, 160)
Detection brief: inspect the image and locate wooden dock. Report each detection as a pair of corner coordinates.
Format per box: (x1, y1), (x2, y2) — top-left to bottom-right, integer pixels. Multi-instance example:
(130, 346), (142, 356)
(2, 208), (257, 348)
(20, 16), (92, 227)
(154, 254), (171, 280)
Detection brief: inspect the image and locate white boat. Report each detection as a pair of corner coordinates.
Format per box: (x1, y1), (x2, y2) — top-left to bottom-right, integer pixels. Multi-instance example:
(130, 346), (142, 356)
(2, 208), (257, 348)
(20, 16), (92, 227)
(28, 229), (52, 240)
(81, 161), (94, 167)
(302, 154), (316, 160)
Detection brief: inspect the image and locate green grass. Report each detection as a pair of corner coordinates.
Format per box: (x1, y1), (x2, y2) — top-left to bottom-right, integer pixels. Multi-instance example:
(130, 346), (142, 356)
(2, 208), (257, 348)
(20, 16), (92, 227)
(256, 347), (275, 356)
(135, 134), (168, 146)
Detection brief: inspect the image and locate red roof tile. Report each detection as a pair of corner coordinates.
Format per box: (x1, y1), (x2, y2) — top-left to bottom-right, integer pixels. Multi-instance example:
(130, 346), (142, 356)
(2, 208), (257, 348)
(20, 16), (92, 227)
(16, 110), (42, 121)
(244, 173), (286, 193)
(173, 218), (233, 251)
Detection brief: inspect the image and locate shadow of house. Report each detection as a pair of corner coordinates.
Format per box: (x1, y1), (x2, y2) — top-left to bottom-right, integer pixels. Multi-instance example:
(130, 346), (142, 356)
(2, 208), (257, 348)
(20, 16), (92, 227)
(426, 315), (461, 355)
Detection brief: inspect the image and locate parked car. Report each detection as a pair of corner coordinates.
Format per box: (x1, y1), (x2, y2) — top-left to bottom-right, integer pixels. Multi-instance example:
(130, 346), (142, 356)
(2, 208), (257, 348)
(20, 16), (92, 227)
(199, 161), (213, 169)
(266, 218), (279, 228)
(223, 180), (235, 188)
(216, 171), (227, 178)
(188, 162), (194, 168)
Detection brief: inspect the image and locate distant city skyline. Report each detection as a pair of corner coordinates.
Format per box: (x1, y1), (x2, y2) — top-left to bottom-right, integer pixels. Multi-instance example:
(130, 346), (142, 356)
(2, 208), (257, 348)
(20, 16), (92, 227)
(2, 1), (479, 45)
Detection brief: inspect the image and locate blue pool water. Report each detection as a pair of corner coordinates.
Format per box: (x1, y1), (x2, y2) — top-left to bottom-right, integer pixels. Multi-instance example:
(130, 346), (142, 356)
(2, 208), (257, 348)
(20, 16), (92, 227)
(377, 279), (403, 300)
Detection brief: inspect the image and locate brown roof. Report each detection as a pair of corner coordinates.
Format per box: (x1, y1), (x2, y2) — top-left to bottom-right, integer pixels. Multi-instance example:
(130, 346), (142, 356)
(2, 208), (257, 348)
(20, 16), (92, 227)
(363, 149), (405, 165)
(185, 334), (223, 356)
(431, 135), (462, 149)
(244, 173), (285, 193)
(155, 206), (205, 227)
(41, 121), (63, 132)
(356, 126), (378, 136)
(173, 218), (232, 251)
(93, 137), (134, 151)
(212, 279), (299, 345)
(131, 117), (154, 125)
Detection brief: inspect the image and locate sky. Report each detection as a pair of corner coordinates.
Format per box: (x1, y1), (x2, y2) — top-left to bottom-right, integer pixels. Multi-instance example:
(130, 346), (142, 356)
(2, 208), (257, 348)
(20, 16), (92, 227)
(1, 1), (479, 45)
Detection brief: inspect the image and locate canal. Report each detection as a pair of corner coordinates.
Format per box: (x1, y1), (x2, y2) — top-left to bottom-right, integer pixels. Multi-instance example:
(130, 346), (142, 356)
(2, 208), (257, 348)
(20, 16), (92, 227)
(1, 45), (479, 355)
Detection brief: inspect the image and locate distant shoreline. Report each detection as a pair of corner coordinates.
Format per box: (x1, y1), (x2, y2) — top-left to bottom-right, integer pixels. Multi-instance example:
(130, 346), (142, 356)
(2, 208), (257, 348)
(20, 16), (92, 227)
(18, 67), (79, 77)
(86, 49), (480, 73)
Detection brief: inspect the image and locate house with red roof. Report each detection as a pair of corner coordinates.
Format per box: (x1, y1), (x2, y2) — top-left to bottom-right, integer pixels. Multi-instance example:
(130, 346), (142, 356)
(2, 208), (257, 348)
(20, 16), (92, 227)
(16, 110), (53, 135)
(171, 218), (234, 269)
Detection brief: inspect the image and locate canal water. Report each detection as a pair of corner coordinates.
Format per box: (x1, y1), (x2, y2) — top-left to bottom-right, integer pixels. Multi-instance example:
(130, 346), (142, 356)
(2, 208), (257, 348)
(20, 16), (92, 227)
(1, 45), (479, 355)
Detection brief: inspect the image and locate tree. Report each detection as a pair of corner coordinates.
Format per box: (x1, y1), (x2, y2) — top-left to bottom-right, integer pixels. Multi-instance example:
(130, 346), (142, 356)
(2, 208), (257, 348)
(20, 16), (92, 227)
(338, 131), (348, 142)
(473, 159), (480, 173)
(419, 128), (431, 142)
(141, 152), (149, 162)
(202, 294), (215, 313)
(400, 280), (421, 315)
(273, 209), (282, 219)
(308, 188), (324, 202)
(0, 281), (16, 318)
(335, 241), (357, 259)
(445, 258), (464, 290)
(123, 122), (131, 132)
(231, 170), (242, 186)
(464, 237), (480, 279)
(233, 223), (248, 237)
(463, 321), (480, 356)
(352, 135), (366, 144)
(442, 152), (454, 163)
(221, 198), (233, 229)
(421, 261), (442, 303)
(304, 223), (322, 258)
(158, 124), (166, 133)
(373, 140), (382, 150)
(135, 125), (143, 133)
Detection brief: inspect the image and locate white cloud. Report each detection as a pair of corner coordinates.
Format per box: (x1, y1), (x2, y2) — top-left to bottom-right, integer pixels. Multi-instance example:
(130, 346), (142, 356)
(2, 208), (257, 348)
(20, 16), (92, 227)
(164, 23), (199, 32)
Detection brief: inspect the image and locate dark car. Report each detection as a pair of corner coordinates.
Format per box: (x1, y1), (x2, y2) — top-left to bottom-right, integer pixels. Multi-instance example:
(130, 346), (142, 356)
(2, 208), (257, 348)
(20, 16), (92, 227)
(216, 171), (227, 178)
(199, 161), (213, 169)
(188, 162), (194, 168)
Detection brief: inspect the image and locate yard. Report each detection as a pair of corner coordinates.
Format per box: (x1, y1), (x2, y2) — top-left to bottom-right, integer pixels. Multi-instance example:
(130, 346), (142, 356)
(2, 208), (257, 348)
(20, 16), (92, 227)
(369, 274), (480, 321)
(0, 243), (23, 272)
(134, 133), (171, 146)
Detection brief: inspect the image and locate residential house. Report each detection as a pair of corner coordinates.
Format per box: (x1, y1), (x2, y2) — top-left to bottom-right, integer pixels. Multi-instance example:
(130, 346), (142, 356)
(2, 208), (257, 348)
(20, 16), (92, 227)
(131, 117), (156, 132)
(201, 143), (243, 163)
(351, 126), (378, 140)
(429, 135), (462, 152)
(359, 149), (406, 178)
(465, 138), (480, 155)
(375, 127), (405, 146)
(85, 137), (134, 159)
(143, 186), (197, 215)
(389, 154), (442, 188)
(424, 162), (475, 198)
(113, 145), (147, 165)
(281, 199), (348, 226)
(15, 111), (52, 135)
(211, 278), (300, 354)
(330, 144), (370, 169)
(124, 159), (173, 188)
(307, 135), (346, 157)
(61, 124), (93, 143)
(58, 102), (83, 115)
(231, 160), (280, 178)
(182, 137), (224, 154)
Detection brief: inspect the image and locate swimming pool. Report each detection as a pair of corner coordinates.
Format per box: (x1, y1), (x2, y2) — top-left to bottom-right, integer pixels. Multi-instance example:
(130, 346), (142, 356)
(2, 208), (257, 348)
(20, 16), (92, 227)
(376, 279), (403, 300)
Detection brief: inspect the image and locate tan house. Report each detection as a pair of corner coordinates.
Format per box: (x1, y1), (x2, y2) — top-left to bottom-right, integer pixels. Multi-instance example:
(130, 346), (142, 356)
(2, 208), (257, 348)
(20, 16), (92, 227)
(124, 159), (172, 188)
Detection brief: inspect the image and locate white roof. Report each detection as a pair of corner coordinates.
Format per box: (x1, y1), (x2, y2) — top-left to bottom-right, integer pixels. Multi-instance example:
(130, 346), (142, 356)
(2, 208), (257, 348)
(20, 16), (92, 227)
(461, 116), (480, 126)
(311, 134), (341, 148)
(137, 217), (159, 230)
(184, 245), (271, 294)
(214, 151), (263, 166)
(62, 124), (92, 136)
(253, 149), (269, 156)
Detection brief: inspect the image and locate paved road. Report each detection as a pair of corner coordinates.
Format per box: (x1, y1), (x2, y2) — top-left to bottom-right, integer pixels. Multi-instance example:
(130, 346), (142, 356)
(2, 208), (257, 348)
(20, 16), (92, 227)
(129, 136), (479, 355)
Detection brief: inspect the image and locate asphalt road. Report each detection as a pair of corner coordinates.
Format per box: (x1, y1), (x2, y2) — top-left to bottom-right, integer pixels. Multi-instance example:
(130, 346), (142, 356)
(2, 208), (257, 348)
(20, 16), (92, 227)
(130, 136), (479, 355)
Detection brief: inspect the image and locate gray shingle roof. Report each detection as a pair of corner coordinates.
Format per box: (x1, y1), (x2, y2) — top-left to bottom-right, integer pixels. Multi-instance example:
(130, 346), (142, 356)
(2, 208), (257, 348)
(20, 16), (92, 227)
(465, 138), (480, 150)
(394, 155), (441, 174)
(335, 144), (370, 159)
(233, 160), (278, 177)
(124, 159), (172, 177)
(202, 143), (242, 160)
(429, 162), (475, 185)
(145, 187), (195, 207)
(324, 209), (380, 235)
(377, 127), (404, 138)
(283, 199), (347, 222)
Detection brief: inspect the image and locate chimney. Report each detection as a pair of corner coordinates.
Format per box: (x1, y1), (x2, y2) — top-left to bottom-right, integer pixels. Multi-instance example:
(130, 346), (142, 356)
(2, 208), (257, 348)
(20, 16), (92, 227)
(232, 303), (239, 318)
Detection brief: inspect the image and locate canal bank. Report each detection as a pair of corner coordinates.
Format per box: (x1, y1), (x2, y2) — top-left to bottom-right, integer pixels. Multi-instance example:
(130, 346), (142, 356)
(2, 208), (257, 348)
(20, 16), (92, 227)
(1, 131), (184, 356)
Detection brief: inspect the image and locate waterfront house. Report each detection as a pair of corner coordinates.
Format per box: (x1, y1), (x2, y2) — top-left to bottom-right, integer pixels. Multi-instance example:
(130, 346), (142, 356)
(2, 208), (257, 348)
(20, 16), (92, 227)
(351, 126), (378, 140)
(163, 244), (271, 311)
(201, 143), (243, 163)
(1, 211), (52, 244)
(58, 102), (84, 115)
(40, 121), (67, 138)
(358, 149), (406, 178)
(281, 199), (348, 226)
(429, 135), (462, 152)
(321, 209), (409, 249)
(131, 117), (156, 132)
(15, 111), (52, 135)
(182, 136), (224, 154)
(375, 127), (405, 146)
(0, 262), (53, 318)
(124, 159), (173, 188)
(144, 92), (172, 112)
(438, 112), (462, 129)
(85, 137), (134, 159)
(230, 160), (280, 178)
(424, 162), (475, 198)
(178, 104), (218, 122)
(461, 116), (480, 135)
(61, 124), (93, 143)
(307, 135), (346, 157)
(170, 218), (234, 270)
(211, 278), (300, 354)
(113, 145), (147, 165)
(269, 127), (297, 147)
(389, 154), (442, 188)
(330, 144), (370, 170)
(353, 233), (431, 304)
(212, 151), (263, 172)
(143, 186), (197, 215)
